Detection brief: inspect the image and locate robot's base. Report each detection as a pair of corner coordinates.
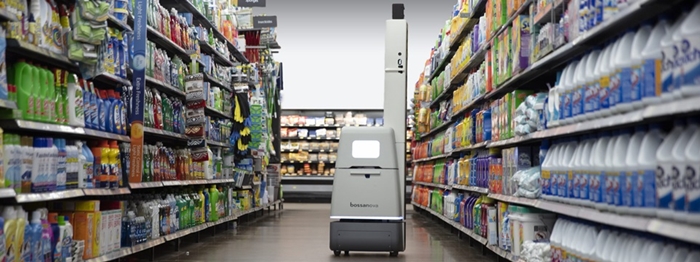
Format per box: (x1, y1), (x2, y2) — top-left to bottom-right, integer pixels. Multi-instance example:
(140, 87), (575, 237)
(329, 220), (405, 256)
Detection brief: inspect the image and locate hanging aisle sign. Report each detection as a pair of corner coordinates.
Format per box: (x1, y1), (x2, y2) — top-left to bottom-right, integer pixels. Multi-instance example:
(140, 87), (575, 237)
(129, 0), (148, 184)
(253, 16), (278, 28)
(237, 0), (266, 7)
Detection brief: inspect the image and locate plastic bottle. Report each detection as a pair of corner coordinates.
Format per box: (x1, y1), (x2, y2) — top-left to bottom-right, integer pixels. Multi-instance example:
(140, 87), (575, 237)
(628, 24), (653, 110)
(42, 68), (56, 123)
(685, 251), (700, 262)
(66, 74), (84, 127)
(660, 13), (689, 103)
(561, 60), (581, 125)
(620, 125), (647, 214)
(92, 140), (109, 188)
(671, 118), (698, 221)
(15, 207), (27, 262)
(610, 129), (631, 211)
(109, 140), (120, 188)
(82, 142), (95, 188)
(53, 215), (64, 262)
(596, 132), (616, 210)
(684, 119), (700, 223)
(679, 2), (700, 97)
(56, 139), (66, 191)
(2, 207), (15, 262)
(656, 120), (685, 219)
(29, 210), (41, 262)
(588, 47), (609, 119)
(591, 228), (611, 261)
(641, 19), (670, 106)
(611, 30), (637, 114)
(599, 39), (621, 118)
(566, 138), (584, 204)
(47, 138), (58, 192)
(11, 61), (35, 120)
(39, 209), (51, 262)
(576, 136), (595, 206)
(580, 51), (601, 121)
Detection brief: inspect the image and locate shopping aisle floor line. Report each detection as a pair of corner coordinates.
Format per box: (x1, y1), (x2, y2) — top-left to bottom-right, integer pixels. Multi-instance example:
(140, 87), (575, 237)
(149, 204), (493, 262)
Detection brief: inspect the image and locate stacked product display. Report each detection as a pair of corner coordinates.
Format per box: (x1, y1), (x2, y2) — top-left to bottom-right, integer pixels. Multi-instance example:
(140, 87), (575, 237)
(0, 0), (282, 260)
(411, 0), (700, 261)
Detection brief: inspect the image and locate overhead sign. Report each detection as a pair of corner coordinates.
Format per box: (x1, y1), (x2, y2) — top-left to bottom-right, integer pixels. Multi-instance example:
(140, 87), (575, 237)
(237, 0), (266, 7)
(253, 16), (278, 28)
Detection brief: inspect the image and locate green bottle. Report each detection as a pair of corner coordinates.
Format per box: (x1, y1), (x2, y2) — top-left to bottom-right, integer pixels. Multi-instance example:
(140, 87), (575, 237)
(33, 66), (45, 122)
(43, 68), (56, 123)
(209, 185), (219, 221)
(11, 61), (35, 120)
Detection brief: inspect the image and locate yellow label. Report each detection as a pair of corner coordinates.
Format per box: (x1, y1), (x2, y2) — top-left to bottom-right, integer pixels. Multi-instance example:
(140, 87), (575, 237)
(568, 171), (573, 179)
(542, 170), (551, 179)
(655, 59), (663, 97)
(600, 76), (610, 88)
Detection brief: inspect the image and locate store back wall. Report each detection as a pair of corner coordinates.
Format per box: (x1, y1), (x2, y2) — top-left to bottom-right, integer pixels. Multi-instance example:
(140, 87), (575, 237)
(258, 0), (455, 110)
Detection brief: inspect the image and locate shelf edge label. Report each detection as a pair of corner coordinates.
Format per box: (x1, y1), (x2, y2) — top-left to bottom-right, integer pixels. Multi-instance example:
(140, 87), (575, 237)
(237, 0), (266, 7)
(253, 16), (277, 28)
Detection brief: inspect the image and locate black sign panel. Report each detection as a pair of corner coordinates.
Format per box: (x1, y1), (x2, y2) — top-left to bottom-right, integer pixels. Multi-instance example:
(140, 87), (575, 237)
(237, 0), (266, 7)
(253, 16), (278, 28)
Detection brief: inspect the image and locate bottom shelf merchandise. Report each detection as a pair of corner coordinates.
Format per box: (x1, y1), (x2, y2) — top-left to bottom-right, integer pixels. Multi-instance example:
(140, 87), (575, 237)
(0, 186), (281, 262)
(412, 186), (700, 262)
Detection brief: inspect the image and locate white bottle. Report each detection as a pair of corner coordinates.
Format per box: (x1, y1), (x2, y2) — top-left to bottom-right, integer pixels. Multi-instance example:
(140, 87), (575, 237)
(66, 74), (85, 127)
(577, 136), (595, 206)
(541, 143), (560, 201)
(600, 131), (619, 211)
(562, 61), (581, 125)
(550, 66), (572, 127)
(573, 54), (593, 122)
(641, 19), (670, 106)
(582, 50), (601, 121)
(564, 139), (583, 204)
(671, 118), (698, 221)
(610, 233), (631, 262)
(588, 47), (609, 119)
(592, 229), (611, 261)
(549, 218), (567, 261)
(559, 219), (576, 259)
(658, 244), (678, 262)
(591, 132), (612, 207)
(599, 230), (620, 262)
(629, 24), (653, 110)
(611, 30), (637, 114)
(621, 125), (647, 214)
(599, 39), (622, 118)
(76, 141), (87, 189)
(679, 2), (700, 97)
(48, 139), (58, 190)
(684, 251), (700, 262)
(656, 119), (685, 219)
(640, 240), (665, 262)
(684, 122), (700, 224)
(610, 129), (631, 212)
(631, 124), (665, 216)
(569, 136), (586, 204)
(660, 13), (689, 103)
(556, 140), (578, 201)
(624, 235), (646, 262)
(671, 247), (690, 262)
(578, 224), (597, 262)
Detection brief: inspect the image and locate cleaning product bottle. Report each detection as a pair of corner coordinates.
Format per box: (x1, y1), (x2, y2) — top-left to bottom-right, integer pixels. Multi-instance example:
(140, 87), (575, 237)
(42, 67), (56, 123)
(684, 119), (700, 223)
(679, 1), (700, 97)
(47, 138), (58, 192)
(54, 69), (65, 124)
(19, 136), (31, 193)
(203, 187), (210, 222)
(30, 138), (44, 193)
(2, 207), (15, 262)
(29, 210), (41, 262)
(587, 46), (609, 119)
(92, 140), (109, 188)
(602, 131), (620, 211)
(52, 214), (63, 262)
(80, 141), (94, 188)
(610, 129), (631, 212)
(660, 13), (689, 103)
(39, 209), (51, 262)
(61, 215), (72, 262)
(611, 30), (636, 114)
(561, 60), (581, 125)
(672, 118), (698, 221)
(66, 74), (84, 127)
(11, 61), (35, 120)
(628, 24), (652, 110)
(600, 39), (622, 118)
(103, 90), (115, 133)
(641, 18), (670, 106)
(109, 140), (119, 188)
(656, 119), (685, 219)
(90, 83), (100, 130)
(621, 125), (647, 214)
(591, 132), (612, 209)
(576, 53), (598, 122)
(577, 136), (595, 206)
(33, 65), (46, 122)
(15, 206), (27, 262)
(210, 185), (219, 221)
(56, 138), (66, 191)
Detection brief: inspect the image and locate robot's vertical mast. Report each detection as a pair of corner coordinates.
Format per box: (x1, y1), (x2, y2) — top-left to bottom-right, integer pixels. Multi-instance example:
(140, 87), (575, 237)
(383, 3), (408, 217)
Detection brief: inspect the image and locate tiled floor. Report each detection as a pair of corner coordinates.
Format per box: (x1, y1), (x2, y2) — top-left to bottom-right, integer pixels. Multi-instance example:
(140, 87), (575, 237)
(150, 204), (493, 262)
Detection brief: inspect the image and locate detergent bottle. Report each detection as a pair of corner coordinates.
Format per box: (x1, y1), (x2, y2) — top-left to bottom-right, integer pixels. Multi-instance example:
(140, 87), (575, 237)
(11, 61), (35, 120)
(66, 74), (84, 127)
(678, 1), (700, 97)
(641, 18), (670, 106)
(671, 118), (698, 221)
(621, 125), (647, 214)
(660, 13), (689, 103)
(656, 119), (685, 219)
(628, 24), (652, 110)
(611, 30), (636, 114)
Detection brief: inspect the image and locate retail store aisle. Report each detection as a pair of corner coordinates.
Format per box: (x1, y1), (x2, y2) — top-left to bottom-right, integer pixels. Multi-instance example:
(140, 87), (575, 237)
(154, 204), (492, 262)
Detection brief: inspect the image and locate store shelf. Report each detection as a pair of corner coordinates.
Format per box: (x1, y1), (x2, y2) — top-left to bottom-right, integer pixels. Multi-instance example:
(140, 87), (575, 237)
(205, 106), (232, 119)
(0, 99), (17, 110)
(412, 203), (517, 261)
(107, 15), (132, 31)
(451, 0), (484, 51)
(413, 181), (450, 189)
(532, 0), (567, 25)
(449, 42), (489, 87)
(486, 193), (700, 245)
(6, 39), (77, 71)
(160, 1), (248, 64)
(206, 140), (229, 147)
(485, 0), (682, 100)
(142, 127), (188, 140)
(203, 73), (231, 91)
(145, 76), (186, 97)
(487, 95), (700, 149)
(146, 26), (195, 63)
(450, 141), (489, 154)
(421, 121), (453, 138)
(282, 160), (336, 164)
(281, 149), (335, 153)
(452, 185), (489, 194)
(83, 188), (132, 196)
(282, 123), (341, 128)
(93, 72), (131, 87)
(281, 137), (339, 141)
(428, 49), (456, 83)
(128, 182), (163, 189)
(0, 9), (18, 21)
(0, 120), (130, 142)
(16, 189), (85, 203)
(282, 176), (334, 181)
(199, 40), (234, 66)
(413, 153), (452, 163)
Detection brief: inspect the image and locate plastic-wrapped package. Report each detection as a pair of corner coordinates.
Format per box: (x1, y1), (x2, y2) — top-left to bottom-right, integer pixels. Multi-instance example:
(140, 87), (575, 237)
(512, 166), (542, 198)
(520, 240), (552, 262)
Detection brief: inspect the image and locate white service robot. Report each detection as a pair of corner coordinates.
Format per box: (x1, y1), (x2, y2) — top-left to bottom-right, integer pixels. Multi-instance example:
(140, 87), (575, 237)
(329, 3), (408, 257)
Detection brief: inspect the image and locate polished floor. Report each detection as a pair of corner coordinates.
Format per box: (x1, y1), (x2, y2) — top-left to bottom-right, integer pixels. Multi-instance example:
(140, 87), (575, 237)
(152, 203), (494, 262)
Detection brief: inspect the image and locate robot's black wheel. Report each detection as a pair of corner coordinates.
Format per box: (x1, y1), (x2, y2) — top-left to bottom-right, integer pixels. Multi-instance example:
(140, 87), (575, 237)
(390, 251), (399, 257)
(344, 251), (350, 256)
(333, 251), (341, 256)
